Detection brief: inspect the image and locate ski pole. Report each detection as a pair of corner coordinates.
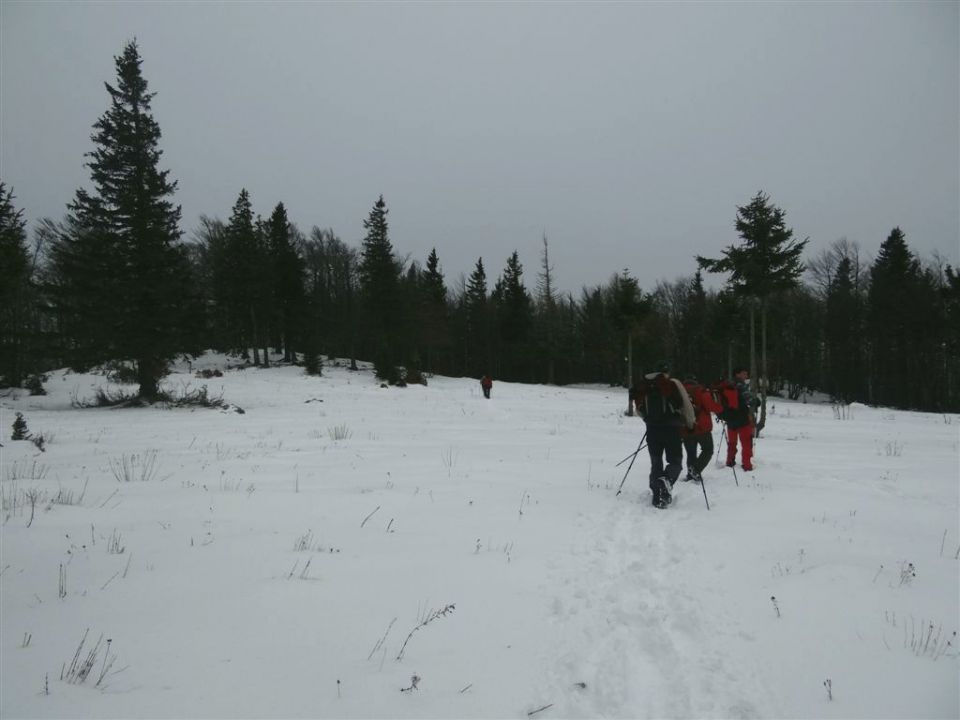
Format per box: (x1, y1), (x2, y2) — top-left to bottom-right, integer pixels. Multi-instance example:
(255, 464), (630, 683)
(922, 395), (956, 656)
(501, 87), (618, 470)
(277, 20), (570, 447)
(720, 422), (739, 486)
(616, 431), (647, 496)
(700, 473), (710, 510)
(616, 439), (647, 467)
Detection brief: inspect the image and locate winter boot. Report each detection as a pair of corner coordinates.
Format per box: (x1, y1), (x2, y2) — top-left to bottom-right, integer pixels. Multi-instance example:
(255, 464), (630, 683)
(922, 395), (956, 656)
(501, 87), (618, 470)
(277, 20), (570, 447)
(659, 476), (673, 506)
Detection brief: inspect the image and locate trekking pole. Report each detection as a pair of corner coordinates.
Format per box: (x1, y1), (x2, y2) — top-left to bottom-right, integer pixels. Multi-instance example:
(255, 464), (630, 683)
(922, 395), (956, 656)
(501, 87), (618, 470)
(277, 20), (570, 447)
(616, 431), (647, 496)
(700, 473), (710, 510)
(720, 423), (739, 486)
(714, 421), (725, 463)
(616, 438), (648, 467)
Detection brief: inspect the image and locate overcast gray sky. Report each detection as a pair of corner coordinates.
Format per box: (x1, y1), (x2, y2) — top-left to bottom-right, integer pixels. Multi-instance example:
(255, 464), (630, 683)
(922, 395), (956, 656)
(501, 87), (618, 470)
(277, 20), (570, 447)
(2, 0), (957, 293)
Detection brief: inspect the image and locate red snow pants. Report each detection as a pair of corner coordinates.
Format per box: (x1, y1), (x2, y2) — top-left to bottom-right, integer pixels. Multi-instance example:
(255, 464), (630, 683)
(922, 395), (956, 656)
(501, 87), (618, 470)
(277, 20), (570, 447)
(726, 424), (754, 470)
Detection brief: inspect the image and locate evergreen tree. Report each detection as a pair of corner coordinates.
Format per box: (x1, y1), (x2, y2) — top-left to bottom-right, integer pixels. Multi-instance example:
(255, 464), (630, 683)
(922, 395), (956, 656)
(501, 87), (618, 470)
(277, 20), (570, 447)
(577, 285), (619, 384)
(358, 195), (400, 381)
(222, 189), (266, 362)
(419, 248), (449, 373)
(264, 202), (305, 362)
(494, 251), (533, 380)
(942, 266), (960, 408)
(0, 183), (31, 386)
(48, 41), (196, 399)
(465, 257), (489, 375)
(608, 270), (650, 407)
(677, 270), (712, 381)
(824, 255), (863, 402)
(698, 191), (808, 430)
(866, 227), (923, 407)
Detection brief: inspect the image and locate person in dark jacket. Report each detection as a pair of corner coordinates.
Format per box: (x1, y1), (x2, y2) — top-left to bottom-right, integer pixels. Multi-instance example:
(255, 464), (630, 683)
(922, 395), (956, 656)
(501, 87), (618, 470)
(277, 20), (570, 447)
(480, 374), (493, 399)
(681, 376), (723, 483)
(633, 363), (696, 509)
(725, 367), (757, 471)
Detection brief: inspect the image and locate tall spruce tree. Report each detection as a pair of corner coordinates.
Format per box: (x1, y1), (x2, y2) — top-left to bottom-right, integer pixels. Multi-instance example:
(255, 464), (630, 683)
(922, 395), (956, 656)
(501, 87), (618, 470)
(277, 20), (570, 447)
(358, 195), (400, 381)
(0, 183), (31, 386)
(867, 227), (924, 408)
(494, 251), (533, 380)
(50, 41), (195, 399)
(465, 257), (489, 375)
(419, 248), (449, 373)
(824, 255), (863, 402)
(223, 189), (264, 362)
(265, 202), (305, 362)
(698, 191), (807, 431)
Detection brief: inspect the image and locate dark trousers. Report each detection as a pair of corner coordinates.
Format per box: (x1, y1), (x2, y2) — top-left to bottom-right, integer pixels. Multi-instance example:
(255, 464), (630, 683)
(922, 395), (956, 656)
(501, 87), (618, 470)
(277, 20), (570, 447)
(646, 424), (683, 490)
(482, 386), (491, 399)
(683, 432), (714, 474)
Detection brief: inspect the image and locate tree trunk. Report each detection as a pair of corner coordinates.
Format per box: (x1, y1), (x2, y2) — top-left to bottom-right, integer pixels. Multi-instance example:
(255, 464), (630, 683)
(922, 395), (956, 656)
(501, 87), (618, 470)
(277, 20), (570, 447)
(250, 306), (261, 366)
(756, 300), (768, 435)
(137, 357), (161, 401)
(625, 332), (634, 416)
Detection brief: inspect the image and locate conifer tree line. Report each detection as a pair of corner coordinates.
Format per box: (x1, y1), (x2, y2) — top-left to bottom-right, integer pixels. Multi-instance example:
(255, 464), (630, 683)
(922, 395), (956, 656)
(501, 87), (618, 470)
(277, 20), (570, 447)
(2, 41), (958, 412)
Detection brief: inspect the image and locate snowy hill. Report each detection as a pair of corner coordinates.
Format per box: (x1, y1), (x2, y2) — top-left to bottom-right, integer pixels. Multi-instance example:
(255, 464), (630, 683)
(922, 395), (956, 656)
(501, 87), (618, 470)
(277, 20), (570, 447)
(1, 355), (957, 719)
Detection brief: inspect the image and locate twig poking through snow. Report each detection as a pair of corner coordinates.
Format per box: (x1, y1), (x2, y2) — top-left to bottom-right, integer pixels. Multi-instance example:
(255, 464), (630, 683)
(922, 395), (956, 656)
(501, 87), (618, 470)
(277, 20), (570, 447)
(823, 678), (832, 701)
(771, 596), (781, 618)
(396, 604), (455, 661)
(400, 674), (421, 692)
(360, 505), (380, 528)
(528, 703), (554, 717)
(367, 617), (397, 661)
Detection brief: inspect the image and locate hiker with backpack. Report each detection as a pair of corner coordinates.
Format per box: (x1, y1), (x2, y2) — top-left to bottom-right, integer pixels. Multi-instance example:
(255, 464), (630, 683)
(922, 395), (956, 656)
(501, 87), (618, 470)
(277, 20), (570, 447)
(717, 366), (757, 471)
(480, 374), (493, 399)
(633, 363), (696, 509)
(681, 375), (724, 483)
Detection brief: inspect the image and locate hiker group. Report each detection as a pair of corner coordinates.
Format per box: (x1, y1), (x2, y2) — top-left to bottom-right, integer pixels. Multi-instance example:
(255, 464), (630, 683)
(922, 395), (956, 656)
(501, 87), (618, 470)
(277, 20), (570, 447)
(630, 364), (758, 509)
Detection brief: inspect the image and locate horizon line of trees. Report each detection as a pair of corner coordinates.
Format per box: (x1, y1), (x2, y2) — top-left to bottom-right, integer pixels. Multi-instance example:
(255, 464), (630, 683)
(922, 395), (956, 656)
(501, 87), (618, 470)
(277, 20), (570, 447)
(2, 41), (958, 413)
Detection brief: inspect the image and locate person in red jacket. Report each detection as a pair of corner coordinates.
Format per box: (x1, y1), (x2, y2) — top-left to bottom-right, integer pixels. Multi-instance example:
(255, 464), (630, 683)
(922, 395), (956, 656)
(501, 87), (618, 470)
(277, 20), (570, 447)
(681, 375), (723, 483)
(723, 367), (757, 471)
(480, 374), (493, 399)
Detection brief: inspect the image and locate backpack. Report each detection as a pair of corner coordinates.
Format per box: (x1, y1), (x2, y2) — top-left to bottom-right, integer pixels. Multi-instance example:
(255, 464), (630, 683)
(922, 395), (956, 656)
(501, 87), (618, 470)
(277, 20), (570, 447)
(638, 374), (686, 426)
(717, 381), (750, 428)
(716, 381), (740, 424)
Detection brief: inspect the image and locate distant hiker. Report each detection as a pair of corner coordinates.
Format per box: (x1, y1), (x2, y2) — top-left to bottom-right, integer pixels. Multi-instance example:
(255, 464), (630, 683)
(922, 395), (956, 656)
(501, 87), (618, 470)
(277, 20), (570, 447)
(480, 374), (493, 399)
(681, 375), (723, 483)
(722, 366), (757, 471)
(634, 363), (696, 509)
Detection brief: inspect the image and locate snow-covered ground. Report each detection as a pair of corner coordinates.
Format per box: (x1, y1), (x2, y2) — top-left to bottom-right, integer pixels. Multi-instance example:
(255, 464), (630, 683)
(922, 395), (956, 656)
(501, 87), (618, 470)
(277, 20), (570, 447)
(1, 354), (958, 719)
